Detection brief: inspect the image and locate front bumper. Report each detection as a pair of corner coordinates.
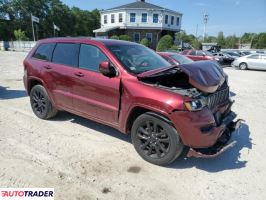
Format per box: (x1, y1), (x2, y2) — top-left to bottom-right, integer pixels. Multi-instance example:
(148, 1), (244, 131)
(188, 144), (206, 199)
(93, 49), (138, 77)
(187, 118), (242, 158)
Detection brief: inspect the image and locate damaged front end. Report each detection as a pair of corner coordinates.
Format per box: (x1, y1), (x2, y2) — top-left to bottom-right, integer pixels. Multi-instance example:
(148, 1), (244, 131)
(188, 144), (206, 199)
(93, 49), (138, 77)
(138, 61), (242, 158)
(187, 116), (243, 158)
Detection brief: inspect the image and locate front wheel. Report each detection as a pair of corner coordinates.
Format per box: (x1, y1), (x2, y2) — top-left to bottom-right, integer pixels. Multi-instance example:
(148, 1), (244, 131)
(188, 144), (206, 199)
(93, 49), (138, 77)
(131, 113), (184, 166)
(239, 62), (248, 70)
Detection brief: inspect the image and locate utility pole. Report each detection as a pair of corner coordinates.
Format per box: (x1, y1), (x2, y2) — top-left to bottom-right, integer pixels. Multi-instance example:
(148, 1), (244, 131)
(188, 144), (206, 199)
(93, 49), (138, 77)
(31, 14), (36, 41)
(203, 12), (209, 41)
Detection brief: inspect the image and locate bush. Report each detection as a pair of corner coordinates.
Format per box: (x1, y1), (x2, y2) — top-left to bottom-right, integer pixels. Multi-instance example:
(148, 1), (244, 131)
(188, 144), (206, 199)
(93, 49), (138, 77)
(119, 35), (131, 41)
(156, 35), (173, 51)
(110, 35), (119, 40)
(169, 45), (179, 51)
(14, 29), (28, 41)
(140, 38), (151, 47)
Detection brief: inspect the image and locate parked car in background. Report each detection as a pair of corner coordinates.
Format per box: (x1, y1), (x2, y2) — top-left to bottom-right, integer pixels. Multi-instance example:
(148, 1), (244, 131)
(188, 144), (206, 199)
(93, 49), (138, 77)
(181, 49), (222, 63)
(213, 52), (235, 65)
(231, 54), (266, 70)
(241, 51), (252, 56)
(157, 52), (194, 65)
(23, 38), (241, 166)
(222, 51), (241, 59)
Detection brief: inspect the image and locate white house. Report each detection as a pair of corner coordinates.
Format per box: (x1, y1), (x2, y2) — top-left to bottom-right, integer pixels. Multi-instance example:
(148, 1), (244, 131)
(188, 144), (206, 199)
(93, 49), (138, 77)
(93, 0), (182, 48)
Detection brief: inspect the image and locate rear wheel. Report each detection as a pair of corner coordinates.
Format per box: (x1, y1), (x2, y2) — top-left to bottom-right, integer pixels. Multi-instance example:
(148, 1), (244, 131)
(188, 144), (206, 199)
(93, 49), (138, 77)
(239, 62), (248, 70)
(131, 113), (184, 166)
(30, 85), (58, 119)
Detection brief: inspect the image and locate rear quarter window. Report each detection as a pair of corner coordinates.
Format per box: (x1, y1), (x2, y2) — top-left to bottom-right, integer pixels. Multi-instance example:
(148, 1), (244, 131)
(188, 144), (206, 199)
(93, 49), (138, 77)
(33, 43), (55, 61)
(52, 43), (80, 67)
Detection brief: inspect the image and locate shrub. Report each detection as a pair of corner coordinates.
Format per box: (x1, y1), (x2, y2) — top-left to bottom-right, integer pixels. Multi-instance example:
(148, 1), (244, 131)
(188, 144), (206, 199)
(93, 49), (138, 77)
(119, 35), (131, 41)
(156, 35), (173, 51)
(169, 45), (179, 51)
(140, 38), (151, 47)
(110, 35), (119, 40)
(14, 29), (28, 41)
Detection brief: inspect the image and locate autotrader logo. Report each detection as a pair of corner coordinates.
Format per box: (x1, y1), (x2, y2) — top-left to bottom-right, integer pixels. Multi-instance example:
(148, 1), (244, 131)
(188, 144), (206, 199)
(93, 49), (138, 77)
(0, 188), (54, 200)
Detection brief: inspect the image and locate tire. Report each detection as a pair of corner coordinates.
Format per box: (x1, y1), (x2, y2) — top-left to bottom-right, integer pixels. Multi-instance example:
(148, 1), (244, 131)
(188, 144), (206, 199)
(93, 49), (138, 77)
(239, 62), (248, 70)
(131, 113), (184, 166)
(30, 85), (58, 119)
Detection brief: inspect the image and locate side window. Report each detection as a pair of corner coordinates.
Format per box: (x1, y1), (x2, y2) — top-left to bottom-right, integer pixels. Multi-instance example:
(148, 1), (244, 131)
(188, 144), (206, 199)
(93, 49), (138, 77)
(248, 55), (259, 59)
(52, 43), (80, 67)
(33, 43), (55, 61)
(197, 51), (205, 56)
(79, 44), (109, 72)
(190, 50), (196, 55)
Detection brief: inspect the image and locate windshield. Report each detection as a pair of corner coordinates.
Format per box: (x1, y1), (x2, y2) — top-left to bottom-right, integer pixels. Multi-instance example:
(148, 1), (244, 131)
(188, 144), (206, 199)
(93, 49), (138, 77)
(170, 54), (193, 65)
(106, 44), (171, 74)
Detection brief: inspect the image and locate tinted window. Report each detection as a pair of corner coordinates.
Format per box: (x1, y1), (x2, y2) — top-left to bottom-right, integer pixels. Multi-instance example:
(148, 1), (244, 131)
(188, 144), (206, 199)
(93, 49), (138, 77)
(33, 43), (55, 61)
(52, 43), (80, 67)
(79, 44), (109, 72)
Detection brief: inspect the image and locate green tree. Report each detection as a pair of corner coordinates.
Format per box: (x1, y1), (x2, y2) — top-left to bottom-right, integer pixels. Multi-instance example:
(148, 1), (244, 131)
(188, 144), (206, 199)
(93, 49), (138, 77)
(225, 35), (238, 49)
(252, 33), (266, 49)
(140, 38), (151, 47)
(156, 35), (173, 51)
(14, 29), (28, 40)
(119, 35), (131, 41)
(217, 31), (226, 48)
(110, 35), (119, 40)
(191, 39), (202, 50)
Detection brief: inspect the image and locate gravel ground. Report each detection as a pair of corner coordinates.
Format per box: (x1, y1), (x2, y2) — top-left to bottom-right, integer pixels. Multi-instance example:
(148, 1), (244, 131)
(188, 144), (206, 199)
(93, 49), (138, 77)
(0, 51), (266, 200)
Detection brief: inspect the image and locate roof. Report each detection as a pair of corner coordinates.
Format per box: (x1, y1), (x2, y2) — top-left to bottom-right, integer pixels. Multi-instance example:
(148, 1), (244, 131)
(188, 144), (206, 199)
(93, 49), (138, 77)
(37, 37), (140, 46)
(104, 1), (182, 15)
(93, 26), (120, 33)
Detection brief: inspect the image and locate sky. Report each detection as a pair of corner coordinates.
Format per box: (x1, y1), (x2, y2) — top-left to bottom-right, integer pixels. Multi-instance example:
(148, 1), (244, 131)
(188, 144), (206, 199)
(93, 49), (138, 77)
(61, 0), (266, 37)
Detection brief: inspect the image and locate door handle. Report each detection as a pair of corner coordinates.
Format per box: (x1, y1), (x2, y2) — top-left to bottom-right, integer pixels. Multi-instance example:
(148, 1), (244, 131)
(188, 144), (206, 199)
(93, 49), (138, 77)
(44, 65), (52, 70)
(74, 72), (84, 77)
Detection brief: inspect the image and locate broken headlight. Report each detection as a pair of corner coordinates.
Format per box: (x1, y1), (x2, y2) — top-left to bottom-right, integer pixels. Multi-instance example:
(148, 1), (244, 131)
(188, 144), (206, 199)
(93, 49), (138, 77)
(184, 98), (207, 112)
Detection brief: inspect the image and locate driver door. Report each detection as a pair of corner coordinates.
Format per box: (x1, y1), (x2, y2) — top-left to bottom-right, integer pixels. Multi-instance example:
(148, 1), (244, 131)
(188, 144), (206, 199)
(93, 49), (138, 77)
(72, 44), (120, 124)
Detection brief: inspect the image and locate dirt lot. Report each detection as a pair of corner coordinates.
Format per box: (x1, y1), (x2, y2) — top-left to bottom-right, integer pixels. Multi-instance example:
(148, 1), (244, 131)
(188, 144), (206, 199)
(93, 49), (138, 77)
(0, 51), (266, 200)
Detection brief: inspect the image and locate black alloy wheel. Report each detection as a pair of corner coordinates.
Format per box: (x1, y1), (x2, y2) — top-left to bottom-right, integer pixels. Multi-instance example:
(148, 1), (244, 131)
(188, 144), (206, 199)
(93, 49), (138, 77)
(30, 85), (58, 119)
(131, 113), (184, 166)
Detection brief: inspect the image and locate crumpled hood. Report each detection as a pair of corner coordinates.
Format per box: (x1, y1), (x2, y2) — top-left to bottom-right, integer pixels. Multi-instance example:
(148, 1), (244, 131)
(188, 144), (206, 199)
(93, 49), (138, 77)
(137, 61), (226, 93)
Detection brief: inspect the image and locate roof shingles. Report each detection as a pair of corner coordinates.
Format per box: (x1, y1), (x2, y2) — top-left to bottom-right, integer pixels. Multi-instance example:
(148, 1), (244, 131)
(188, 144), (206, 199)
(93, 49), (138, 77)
(105, 1), (181, 14)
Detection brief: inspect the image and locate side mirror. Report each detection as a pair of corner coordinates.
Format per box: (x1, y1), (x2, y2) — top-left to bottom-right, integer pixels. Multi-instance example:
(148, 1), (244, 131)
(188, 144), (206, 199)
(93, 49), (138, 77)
(99, 61), (117, 78)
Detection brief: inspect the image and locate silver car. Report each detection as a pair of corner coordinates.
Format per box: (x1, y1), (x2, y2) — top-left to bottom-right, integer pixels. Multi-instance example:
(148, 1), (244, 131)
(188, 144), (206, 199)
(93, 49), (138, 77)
(231, 54), (266, 70)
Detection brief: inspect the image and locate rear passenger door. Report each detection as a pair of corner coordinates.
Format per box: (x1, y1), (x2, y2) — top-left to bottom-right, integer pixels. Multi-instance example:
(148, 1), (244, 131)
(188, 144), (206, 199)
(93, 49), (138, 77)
(72, 44), (121, 124)
(42, 43), (80, 110)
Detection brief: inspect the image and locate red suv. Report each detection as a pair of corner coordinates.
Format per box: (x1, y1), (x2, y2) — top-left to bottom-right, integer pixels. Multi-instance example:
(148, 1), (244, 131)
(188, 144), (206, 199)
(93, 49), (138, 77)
(23, 38), (241, 165)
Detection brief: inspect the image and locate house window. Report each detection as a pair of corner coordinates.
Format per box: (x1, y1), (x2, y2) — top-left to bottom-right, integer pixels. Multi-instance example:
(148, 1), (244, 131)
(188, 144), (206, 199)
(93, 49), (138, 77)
(104, 15), (107, 24)
(111, 14), (115, 23)
(153, 14), (159, 23)
(142, 13), (148, 23)
(134, 33), (140, 43)
(146, 33), (152, 43)
(171, 16), (174, 25)
(119, 13), (123, 23)
(176, 17), (180, 26)
(165, 15), (168, 24)
(130, 13), (136, 23)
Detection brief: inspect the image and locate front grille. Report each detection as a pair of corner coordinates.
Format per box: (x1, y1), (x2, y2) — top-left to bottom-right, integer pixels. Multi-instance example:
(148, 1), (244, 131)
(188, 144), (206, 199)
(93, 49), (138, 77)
(206, 87), (230, 109)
